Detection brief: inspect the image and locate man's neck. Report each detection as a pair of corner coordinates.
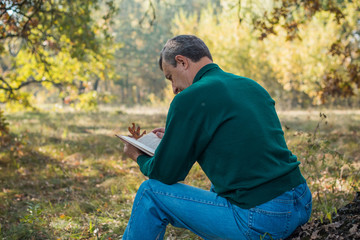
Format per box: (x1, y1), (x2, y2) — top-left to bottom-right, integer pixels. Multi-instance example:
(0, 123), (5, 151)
(189, 57), (213, 82)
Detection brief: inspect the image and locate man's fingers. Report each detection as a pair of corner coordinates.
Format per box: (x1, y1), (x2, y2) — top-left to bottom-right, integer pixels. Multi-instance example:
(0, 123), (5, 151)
(152, 127), (165, 133)
(152, 128), (165, 139)
(156, 132), (164, 139)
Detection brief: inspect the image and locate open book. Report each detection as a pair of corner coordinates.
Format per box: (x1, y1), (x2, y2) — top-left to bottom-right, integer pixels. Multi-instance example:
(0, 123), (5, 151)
(116, 132), (161, 156)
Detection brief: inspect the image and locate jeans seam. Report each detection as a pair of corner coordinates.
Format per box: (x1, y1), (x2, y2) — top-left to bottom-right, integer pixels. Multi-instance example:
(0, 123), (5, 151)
(151, 190), (230, 208)
(127, 188), (166, 240)
(284, 210), (291, 237)
(246, 211), (253, 240)
(295, 184), (308, 202)
(305, 200), (312, 209)
(271, 183), (308, 204)
(150, 189), (230, 240)
(147, 182), (235, 239)
(231, 205), (252, 240)
(125, 188), (147, 240)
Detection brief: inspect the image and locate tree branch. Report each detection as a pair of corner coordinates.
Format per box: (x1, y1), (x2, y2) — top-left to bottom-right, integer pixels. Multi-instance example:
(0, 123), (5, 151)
(0, 76), (14, 92)
(0, 75), (63, 95)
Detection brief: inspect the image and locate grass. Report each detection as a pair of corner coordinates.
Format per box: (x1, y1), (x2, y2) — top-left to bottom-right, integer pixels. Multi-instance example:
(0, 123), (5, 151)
(0, 106), (359, 239)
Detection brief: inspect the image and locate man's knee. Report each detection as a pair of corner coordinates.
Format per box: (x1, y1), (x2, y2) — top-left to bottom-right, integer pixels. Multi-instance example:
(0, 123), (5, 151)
(135, 179), (167, 207)
(138, 179), (163, 193)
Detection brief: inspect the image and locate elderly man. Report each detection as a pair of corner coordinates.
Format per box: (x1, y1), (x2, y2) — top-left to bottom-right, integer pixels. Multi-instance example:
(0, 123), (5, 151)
(122, 35), (312, 240)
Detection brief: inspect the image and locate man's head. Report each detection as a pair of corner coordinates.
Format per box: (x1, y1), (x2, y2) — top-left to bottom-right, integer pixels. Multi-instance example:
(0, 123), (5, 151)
(159, 35), (213, 94)
(159, 35), (213, 70)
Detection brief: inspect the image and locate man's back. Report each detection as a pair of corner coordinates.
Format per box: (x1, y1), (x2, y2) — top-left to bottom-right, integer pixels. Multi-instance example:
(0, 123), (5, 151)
(170, 63), (305, 208)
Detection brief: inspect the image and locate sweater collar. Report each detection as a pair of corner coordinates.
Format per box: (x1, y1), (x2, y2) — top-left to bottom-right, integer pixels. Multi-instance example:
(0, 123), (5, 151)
(192, 63), (219, 84)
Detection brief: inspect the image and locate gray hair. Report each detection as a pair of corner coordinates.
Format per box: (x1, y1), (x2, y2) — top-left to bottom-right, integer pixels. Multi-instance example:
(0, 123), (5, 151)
(159, 35), (213, 71)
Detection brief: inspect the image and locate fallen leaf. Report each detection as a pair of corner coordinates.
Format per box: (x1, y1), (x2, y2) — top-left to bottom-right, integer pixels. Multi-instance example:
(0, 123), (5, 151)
(128, 123), (146, 139)
(349, 224), (358, 234)
(311, 230), (320, 239)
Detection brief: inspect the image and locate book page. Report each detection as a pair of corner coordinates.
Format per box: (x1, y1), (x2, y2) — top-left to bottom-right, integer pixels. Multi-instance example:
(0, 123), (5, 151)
(115, 132), (162, 156)
(116, 135), (155, 156)
(137, 132), (162, 150)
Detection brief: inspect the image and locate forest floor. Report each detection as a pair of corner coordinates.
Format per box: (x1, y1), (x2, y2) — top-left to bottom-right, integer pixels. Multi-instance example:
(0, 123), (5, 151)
(287, 192), (360, 239)
(0, 106), (359, 239)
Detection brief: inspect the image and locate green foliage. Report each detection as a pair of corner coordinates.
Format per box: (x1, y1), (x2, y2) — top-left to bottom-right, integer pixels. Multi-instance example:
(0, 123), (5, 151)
(1, 0), (116, 56)
(171, 1), (359, 107)
(0, 0), (117, 108)
(246, 0), (360, 101)
(260, 232), (274, 240)
(5, 203), (51, 240)
(20, 203), (45, 225)
(1, 0), (359, 108)
(75, 91), (99, 112)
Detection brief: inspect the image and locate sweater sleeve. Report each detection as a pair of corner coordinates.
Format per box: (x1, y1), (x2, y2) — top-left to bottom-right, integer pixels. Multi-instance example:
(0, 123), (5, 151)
(136, 95), (211, 184)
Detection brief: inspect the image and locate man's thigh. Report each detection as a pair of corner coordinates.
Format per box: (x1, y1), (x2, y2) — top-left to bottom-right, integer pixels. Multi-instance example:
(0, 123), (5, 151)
(145, 179), (248, 240)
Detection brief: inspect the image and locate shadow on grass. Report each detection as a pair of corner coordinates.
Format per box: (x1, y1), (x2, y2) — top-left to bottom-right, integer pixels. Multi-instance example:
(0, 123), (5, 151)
(0, 127), (139, 238)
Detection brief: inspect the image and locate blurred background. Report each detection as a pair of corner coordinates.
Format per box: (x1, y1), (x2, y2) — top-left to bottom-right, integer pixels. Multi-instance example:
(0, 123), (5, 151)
(1, 0), (359, 111)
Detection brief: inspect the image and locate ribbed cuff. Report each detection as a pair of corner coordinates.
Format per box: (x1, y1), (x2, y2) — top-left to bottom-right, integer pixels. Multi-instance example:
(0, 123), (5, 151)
(136, 154), (151, 176)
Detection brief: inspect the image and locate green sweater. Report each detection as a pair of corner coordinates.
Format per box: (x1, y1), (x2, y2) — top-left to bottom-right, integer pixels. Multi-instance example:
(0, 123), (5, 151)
(137, 63), (305, 209)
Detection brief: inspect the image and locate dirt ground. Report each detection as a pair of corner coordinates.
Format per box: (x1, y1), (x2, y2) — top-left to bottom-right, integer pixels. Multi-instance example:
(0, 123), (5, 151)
(287, 192), (360, 240)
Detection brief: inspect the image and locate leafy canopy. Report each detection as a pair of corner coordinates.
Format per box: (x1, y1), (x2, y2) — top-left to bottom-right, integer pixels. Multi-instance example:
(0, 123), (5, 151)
(0, 0), (116, 107)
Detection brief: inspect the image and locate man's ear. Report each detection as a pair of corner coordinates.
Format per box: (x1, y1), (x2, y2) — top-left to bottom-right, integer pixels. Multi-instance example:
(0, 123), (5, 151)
(175, 55), (189, 69)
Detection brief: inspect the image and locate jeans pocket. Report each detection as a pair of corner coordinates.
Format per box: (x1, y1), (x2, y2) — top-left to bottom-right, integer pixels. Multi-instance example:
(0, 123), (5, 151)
(304, 199), (312, 222)
(248, 207), (291, 239)
(299, 184), (312, 224)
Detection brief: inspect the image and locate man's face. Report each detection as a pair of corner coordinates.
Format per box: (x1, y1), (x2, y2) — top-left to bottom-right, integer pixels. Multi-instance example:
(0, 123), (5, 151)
(162, 57), (193, 94)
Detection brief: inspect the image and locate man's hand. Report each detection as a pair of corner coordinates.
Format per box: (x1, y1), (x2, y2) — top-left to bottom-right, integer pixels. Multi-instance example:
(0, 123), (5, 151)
(122, 141), (143, 162)
(152, 127), (165, 139)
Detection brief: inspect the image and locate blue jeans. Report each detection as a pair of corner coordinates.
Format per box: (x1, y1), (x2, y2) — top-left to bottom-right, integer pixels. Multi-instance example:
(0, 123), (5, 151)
(122, 180), (312, 240)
